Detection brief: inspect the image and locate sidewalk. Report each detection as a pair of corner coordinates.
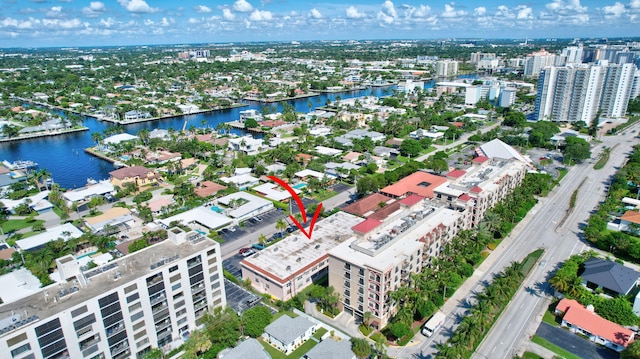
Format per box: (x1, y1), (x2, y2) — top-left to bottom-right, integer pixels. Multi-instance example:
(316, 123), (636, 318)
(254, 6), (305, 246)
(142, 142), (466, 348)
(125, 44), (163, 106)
(303, 300), (363, 339)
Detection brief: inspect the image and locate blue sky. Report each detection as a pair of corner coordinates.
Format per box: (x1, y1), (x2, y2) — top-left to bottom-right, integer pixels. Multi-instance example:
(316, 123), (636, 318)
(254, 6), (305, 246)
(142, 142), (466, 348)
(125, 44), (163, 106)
(0, 0), (639, 47)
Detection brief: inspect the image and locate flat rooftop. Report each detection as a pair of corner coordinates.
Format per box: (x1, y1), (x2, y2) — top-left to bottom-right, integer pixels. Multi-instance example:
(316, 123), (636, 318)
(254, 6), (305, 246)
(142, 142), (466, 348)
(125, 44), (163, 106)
(329, 206), (461, 272)
(241, 212), (361, 282)
(0, 235), (218, 337)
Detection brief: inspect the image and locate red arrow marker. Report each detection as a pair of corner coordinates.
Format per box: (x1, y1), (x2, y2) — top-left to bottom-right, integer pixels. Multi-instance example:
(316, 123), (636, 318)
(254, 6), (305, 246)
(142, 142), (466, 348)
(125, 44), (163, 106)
(267, 175), (322, 240)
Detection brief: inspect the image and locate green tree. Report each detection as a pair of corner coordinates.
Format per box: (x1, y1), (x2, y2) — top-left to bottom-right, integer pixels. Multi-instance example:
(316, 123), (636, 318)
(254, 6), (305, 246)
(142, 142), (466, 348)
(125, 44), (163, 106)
(399, 139), (422, 158)
(276, 218), (287, 237)
(241, 306), (273, 337)
(622, 340), (640, 359)
(244, 118), (259, 128)
(128, 239), (148, 253)
(351, 337), (372, 359)
(389, 322), (411, 340)
(562, 136), (591, 163)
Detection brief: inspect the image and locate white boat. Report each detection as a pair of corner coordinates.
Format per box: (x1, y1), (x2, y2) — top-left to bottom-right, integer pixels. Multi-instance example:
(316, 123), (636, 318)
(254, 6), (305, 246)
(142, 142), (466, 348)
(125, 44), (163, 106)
(113, 161), (125, 169)
(2, 160), (38, 170)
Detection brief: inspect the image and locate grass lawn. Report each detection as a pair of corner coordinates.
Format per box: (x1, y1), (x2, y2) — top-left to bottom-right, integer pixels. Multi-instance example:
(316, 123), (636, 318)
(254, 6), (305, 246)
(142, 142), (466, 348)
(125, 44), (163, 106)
(522, 351), (544, 359)
(259, 338), (318, 359)
(272, 310), (298, 321)
(542, 311), (560, 327)
(312, 190), (336, 202)
(531, 335), (581, 359)
(313, 327), (328, 340)
(1, 218), (44, 233)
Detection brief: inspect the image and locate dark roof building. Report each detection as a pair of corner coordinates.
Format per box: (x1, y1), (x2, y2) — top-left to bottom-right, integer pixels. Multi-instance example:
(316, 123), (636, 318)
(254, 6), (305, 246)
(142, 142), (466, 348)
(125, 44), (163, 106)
(304, 337), (356, 359)
(581, 257), (640, 296)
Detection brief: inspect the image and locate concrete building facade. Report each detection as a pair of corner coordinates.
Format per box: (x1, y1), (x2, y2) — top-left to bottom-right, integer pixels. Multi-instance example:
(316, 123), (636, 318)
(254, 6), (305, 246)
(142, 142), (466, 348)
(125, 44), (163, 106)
(0, 230), (226, 359)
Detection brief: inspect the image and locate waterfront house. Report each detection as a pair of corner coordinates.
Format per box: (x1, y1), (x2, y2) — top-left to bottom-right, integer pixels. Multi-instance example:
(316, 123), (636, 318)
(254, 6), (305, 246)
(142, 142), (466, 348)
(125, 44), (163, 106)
(123, 110), (151, 121)
(109, 166), (160, 188)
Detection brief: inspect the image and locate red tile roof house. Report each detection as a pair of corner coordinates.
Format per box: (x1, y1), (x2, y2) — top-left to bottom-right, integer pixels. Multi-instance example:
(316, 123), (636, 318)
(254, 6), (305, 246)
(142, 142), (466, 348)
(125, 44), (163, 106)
(380, 171), (448, 199)
(555, 298), (634, 352)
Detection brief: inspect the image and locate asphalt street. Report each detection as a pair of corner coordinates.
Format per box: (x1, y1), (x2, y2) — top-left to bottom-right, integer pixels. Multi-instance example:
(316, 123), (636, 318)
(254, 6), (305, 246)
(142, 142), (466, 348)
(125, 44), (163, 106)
(389, 125), (640, 359)
(474, 125), (640, 359)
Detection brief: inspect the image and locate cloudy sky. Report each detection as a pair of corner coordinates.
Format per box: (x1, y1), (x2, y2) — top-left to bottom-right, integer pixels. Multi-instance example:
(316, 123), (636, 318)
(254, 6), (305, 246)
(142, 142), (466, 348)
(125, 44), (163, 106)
(0, 0), (639, 48)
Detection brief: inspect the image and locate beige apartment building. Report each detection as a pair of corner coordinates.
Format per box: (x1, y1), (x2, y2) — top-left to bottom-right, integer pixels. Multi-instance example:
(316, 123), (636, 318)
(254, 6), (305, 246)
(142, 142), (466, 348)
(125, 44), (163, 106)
(240, 212), (361, 301)
(328, 196), (464, 328)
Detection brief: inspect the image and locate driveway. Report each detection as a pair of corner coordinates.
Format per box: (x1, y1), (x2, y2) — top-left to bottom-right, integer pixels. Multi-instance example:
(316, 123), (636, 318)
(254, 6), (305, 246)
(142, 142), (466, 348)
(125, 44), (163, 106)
(535, 322), (619, 359)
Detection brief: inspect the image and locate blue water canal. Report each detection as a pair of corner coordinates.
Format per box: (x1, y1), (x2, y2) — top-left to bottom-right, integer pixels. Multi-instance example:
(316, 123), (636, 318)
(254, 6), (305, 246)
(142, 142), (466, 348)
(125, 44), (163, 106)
(0, 76), (475, 189)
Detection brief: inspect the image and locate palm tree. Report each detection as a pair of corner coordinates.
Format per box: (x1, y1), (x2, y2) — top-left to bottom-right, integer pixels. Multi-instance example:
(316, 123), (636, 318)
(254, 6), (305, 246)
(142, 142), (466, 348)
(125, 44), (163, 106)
(258, 234), (267, 246)
(549, 271), (573, 293)
(276, 218), (287, 237)
(363, 311), (374, 330)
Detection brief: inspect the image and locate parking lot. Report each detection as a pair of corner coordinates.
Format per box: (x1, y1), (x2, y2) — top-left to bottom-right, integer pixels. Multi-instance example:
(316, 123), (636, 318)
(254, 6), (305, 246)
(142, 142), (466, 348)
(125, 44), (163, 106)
(224, 279), (262, 314)
(222, 254), (245, 279)
(217, 208), (284, 242)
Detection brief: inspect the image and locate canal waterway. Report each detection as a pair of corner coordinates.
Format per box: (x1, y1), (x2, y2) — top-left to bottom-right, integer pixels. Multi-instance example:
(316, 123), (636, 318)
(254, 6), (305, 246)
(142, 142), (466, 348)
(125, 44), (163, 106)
(0, 76), (475, 189)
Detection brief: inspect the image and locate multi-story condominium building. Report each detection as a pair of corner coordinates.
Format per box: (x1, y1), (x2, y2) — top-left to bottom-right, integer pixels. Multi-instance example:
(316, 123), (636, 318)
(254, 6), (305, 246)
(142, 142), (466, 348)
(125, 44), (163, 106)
(0, 229), (226, 359)
(469, 52), (496, 64)
(524, 49), (562, 78)
(561, 46), (584, 64)
(499, 87), (517, 108)
(433, 152), (528, 228)
(328, 196), (463, 328)
(599, 63), (636, 118)
(631, 69), (640, 100)
(240, 212), (362, 301)
(534, 62), (637, 122)
(435, 60), (459, 77)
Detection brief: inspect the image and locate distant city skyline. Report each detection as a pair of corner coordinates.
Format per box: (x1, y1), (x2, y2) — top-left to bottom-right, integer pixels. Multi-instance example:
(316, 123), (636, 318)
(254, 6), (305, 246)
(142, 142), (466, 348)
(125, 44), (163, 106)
(0, 0), (639, 48)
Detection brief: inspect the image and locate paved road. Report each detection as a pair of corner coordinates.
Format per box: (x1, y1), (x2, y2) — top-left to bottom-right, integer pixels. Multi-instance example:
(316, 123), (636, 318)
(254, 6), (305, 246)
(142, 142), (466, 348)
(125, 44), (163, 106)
(389, 125), (640, 359)
(536, 322), (619, 359)
(415, 121), (502, 162)
(474, 125), (640, 359)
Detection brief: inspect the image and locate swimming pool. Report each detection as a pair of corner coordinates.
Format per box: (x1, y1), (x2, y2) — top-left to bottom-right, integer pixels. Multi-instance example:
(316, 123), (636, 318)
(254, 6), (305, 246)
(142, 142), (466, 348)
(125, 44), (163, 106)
(77, 251), (97, 259)
(194, 229), (207, 236)
(211, 205), (224, 213)
(293, 182), (307, 189)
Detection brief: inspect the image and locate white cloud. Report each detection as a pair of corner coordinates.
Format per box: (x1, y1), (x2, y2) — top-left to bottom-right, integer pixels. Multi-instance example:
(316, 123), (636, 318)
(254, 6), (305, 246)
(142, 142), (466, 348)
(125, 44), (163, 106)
(99, 17), (116, 27)
(143, 19), (154, 25)
(194, 5), (211, 13)
(42, 18), (84, 29)
(233, 0), (253, 13)
(82, 2), (106, 17)
(545, 0), (587, 13)
(160, 17), (175, 26)
(46, 6), (65, 18)
(442, 3), (467, 18)
(249, 9), (272, 21)
(516, 5), (533, 19)
(474, 7), (486, 16)
(631, 0), (640, 8)
(188, 17), (199, 24)
(346, 6), (365, 19)
(309, 8), (322, 19)
(117, 0), (160, 14)
(414, 5), (431, 17)
(603, 2), (626, 17)
(222, 8), (236, 20)
(377, 12), (394, 24)
(381, 0), (397, 18)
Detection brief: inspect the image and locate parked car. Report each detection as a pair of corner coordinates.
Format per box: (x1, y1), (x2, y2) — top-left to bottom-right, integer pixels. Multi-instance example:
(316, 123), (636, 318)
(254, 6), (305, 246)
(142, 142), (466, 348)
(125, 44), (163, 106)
(252, 243), (266, 250)
(239, 248), (251, 255)
(241, 249), (255, 257)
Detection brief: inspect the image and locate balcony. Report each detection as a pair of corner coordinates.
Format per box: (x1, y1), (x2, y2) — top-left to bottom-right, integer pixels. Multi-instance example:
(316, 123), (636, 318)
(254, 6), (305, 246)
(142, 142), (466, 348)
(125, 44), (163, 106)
(155, 319), (171, 331)
(153, 308), (170, 322)
(106, 322), (124, 338)
(110, 341), (130, 356)
(79, 336), (100, 351)
(187, 258), (202, 269)
(149, 293), (166, 306)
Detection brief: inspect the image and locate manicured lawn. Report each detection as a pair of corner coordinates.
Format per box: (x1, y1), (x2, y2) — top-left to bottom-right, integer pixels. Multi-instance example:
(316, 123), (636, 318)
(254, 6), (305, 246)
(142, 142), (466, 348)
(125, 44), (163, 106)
(272, 310), (298, 321)
(312, 190), (336, 202)
(259, 338), (318, 359)
(522, 351), (544, 359)
(313, 327), (328, 340)
(1, 218), (44, 233)
(531, 335), (581, 359)
(542, 311), (560, 327)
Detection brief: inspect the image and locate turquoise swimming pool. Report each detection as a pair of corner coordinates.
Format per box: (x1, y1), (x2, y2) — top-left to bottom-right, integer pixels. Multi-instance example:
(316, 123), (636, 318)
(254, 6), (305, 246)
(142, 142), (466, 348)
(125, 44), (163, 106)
(77, 251), (97, 259)
(293, 182), (307, 189)
(211, 205), (224, 213)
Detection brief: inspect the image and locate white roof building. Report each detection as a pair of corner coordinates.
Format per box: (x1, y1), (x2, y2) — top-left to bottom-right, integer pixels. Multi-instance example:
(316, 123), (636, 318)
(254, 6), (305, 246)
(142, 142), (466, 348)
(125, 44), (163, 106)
(252, 183), (300, 202)
(62, 180), (114, 205)
(216, 192), (274, 221)
(158, 206), (233, 230)
(15, 223), (84, 252)
(314, 146), (343, 156)
(103, 133), (139, 145)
